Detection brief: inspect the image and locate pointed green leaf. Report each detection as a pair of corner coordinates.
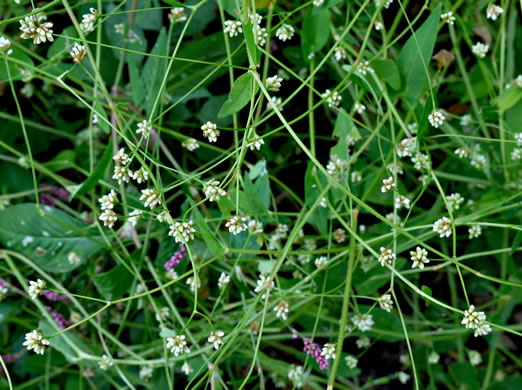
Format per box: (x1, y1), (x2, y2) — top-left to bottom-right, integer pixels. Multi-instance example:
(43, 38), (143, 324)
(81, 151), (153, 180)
(218, 72), (257, 117)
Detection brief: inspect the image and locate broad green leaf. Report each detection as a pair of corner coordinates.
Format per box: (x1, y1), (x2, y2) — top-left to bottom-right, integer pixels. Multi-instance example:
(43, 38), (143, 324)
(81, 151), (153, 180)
(372, 59), (401, 90)
(331, 109), (357, 161)
(492, 86), (522, 111)
(45, 149), (76, 171)
(0, 50), (35, 82)
(243, 20), (257, 68)
(193, 208), (223, 256)
(301, 8), (330, 57)
(449, 362), (480, 389)
(342, 64), (384, 116)
(92, 263), (133, 300)
(254, 170), (271, 211)
(141, 28), (168, 116)
(218, 72), (257, 117)
(128, 54), (146, 106)
(417, 98), (434, 142)
(258, 260), (275, 274)
(0, 203), (106, 272)
(162, 0), (188, 7)
(69, 137), (113, 200)
(249, 159), (267, 180)
(243, 172), (267, 214)
(40, 320), (90, 362)
(397, 4), (442, 105)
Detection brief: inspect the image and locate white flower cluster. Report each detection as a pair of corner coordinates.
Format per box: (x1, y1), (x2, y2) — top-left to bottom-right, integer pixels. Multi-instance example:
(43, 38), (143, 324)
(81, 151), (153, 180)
(254, 274), (274, 299)
(395, 195), (410, 209)
(447, 193), (464, 211)
(186, 276), (201, 292)
(381, 176), (396, 193)
(247, 131), (265, 151)
(182, 138), (199, 151)
(169, 8), (187, 23)
(468, 225), (482, 239)
(326, 156), (348, 177)
(378, 247), (396, 266)
(132, 167), (149, 184)
(462, 305), (491, 337)
(410, 246), (429, 269)
(208, 330), (225, 350)
(99, 189), (118, 228)
(266, 75), (283, 92)
(441, 11), (456, 25)
(224, 20), (242, 37)
(28, 278), (46, 299)
(433, 216), (452, 238)
(357, 61), (374, 76)
(166, 335), (190, 356)
(20, 15), (54, 45)
(140, 188), (162, 209)
(322, 89), (342, 108)
(378, 294), (393, 312)
(428, 110), (446, 128)
(136, 120), (152, 138)
(169, 221), (195, 243)
(201, 121), (220, 143)
(288, 365), (305, 388)
(23, 330), (50, 355)
(70, 43), (86, 63)
(98, 354), (114, 370)
(218, 272), (230, 289)
(276, 24), (294, 41)
(203, 179), (226, 202)
(314, 256), (328, 268)
(321, 343), (336, 360)
(397, 137), (416, 158)
(334, 228), (346, 243)
(274, 300), (290, 320)
(225, 216), (247, 235)
(486, 4), (503, 20)
(352, 313), (374, 332)
(81, 8), (97, 33)
(0, 37), (13, 56)
(455, 147), (468, 158)
(345, 355), (358, 369)
(472, 42), (489, 58)
(334, 47), (347, 62)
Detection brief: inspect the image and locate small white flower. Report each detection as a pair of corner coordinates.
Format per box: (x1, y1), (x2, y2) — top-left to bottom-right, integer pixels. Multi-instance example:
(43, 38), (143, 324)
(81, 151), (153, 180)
(410, 246), (429, 269)
(447, 193), (464, 212)
(276, 24), (294, 41)
(314, 256), (328, 268)
(356, 61), (374, 76)
(248, 220), (263, 234)
(461, 305), (486, 330)
(354, 102), (366, 114)
(313, 0), (324, 6)
(254, 27), (268, 46)
(247, 131), (265, 151)
(428, 110), (446, 128)
(114, 23), (125, 35)
(378, 247), (396, 266)
(468, 225), (482, 239)
(322, 89), (342, 108)
(128, 210), (142, 227)
(225, 216), (247, 235)
(169, 7), (187, 23)
(472, 42), (489, 58)
(441, 11), (456, 25)
(186, 276), (201, 292)
(468, 350), (482, 366)
(254, 274), (274, 299)
(113, 148), (130, 165)
(99, 190), (117, 210)
(28, 279), (46, 299)
(168, 221), (196, 243)
(218, 272), (230, 289)
(398, 372), (410, 384)
(407, 123), (418, 134)
(182, 138), (200, 151)
(334, 47), (346, 62)
(266, 75), (283, 92)
(511, 148), (521, 161)
(19, 15), (54, 45)
(98, 354), (113, 370)
(387, 162), (404, 175)
(99, 209), (117, 228)
(0, 282), (8, 301)
(396, 137), (416, 158)
(326, 157), (348, 177)
(474, 321), (492, 337)
(375, 21), (383, 31)
(395, 195), (410, 209)
(334, 228), (346, 243)
(181, 361), (193, 375)
(470, 153), (487, 169)
(455, 147), (468, 158)
(81, 8), (97, 33)
(274, 301), (290, 320)
(288, 365), (305, 388)
(378, 294), (393, 312)
(460, 114), (472, 128)
(140, 189), (162, 209)
(208, 330), (225, 350)
(356, 335), (370, 348)
(351, 170), (362, 183)
(70, 43), (86, 63)
(321, 343), (336, 360)
(345, 355), (358, 369)
(68, 252), (81, 265)
(319, 197), (327, 208)
(428, 351), (440, 364)
(155, 307), (169, 323)
(381, 176), (395, 193)
(516, 77), (522, 89)
(132, 167), (149, 184)
(376, 0), (393, 8)
(433, 217), (452, 238)
(201, 121), (220, 143)
(137, 120), (152, 137)
(203, 179), (226, 202)
(139, 365), (153, 381)
(267, 96), (283, 110)
(0, 37), (13, 56)
(157, 210), (170, 223)
(112, 165), (132, 184)
(23, 330), (50, 355)
(352, 313), (374, 332)
(486, 4), (503, 21)
(166, 335), (190, 356)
